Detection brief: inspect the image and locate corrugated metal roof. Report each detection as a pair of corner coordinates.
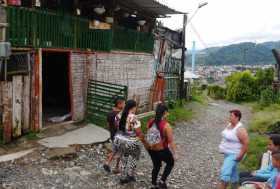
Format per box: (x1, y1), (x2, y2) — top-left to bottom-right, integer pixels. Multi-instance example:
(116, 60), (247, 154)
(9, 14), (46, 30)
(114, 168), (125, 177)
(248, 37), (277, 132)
(120, 0), (184, 17)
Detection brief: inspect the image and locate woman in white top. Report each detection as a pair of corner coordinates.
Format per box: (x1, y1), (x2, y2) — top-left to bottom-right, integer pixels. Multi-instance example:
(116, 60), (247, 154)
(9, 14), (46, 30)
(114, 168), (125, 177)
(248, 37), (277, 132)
(219, 109), (249, 189)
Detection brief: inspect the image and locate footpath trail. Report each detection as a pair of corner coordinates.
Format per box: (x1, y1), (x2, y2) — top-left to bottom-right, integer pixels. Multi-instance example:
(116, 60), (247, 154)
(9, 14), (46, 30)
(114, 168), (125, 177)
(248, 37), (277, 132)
(166, 100), (252, 189)
(0, 100), (252, 189)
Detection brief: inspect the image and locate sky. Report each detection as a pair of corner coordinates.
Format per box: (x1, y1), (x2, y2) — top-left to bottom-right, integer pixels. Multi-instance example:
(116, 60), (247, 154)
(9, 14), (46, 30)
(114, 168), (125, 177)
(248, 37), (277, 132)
(158, 0), (280, 50)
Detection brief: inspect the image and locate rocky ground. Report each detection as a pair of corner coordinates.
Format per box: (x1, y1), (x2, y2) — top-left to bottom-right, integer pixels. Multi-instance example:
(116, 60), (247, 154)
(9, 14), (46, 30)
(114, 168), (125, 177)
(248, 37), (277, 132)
(0, 100), (252, 189)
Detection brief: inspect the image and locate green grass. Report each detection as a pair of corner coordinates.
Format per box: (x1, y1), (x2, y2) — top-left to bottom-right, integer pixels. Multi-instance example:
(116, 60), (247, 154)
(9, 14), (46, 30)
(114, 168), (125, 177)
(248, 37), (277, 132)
(248, 103), (280, 134)
(192, 90), (209, 105)
(239, 103), (280, 171)
(24, 132), (39, 140)
(239, 134), (268, 171)
(140, 101), (193, 133)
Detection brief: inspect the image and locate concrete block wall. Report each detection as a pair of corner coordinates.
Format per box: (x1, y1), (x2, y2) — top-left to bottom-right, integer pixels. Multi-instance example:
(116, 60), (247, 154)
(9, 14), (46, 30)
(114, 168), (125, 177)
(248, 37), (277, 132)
(89, 51), (155, 112)
(71, 52), (88, 121)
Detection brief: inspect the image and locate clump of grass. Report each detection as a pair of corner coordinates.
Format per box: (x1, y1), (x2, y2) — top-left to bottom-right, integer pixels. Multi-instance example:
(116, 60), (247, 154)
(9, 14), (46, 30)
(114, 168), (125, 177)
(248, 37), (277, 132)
(24, 132), (39, 140)
(192, 90), (208, 105)
(249, 104), (280, 134)
(167, 103), (193, 125)
(239, 134), (268, 171)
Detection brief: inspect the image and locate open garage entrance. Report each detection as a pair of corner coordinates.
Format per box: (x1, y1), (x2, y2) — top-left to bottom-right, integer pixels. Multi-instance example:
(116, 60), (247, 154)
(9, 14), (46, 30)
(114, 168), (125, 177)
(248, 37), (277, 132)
(42, 51), (72, 126)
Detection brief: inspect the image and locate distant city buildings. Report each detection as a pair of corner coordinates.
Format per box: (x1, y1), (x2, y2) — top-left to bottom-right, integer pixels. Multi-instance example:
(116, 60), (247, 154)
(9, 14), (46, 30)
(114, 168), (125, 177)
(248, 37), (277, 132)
(188, 64), (274, 85)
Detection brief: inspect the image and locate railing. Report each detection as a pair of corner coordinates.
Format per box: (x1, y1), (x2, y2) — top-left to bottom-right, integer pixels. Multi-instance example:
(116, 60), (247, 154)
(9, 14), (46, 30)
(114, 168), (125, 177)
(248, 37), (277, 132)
(6, 6), (154, 53)
(113, 27), (154, 53)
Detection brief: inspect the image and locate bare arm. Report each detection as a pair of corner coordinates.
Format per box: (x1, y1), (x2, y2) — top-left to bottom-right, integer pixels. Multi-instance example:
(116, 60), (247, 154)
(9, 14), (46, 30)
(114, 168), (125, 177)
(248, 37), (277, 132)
(236, 127), (249, 161)
(135, 127), (150, 149)
(165, 124), (177, 159)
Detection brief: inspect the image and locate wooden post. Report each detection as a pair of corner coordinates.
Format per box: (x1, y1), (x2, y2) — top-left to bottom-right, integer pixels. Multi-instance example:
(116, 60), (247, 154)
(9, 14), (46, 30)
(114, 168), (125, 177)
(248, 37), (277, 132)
(22, 75), (30, 133)
(31, 49), (42, 132)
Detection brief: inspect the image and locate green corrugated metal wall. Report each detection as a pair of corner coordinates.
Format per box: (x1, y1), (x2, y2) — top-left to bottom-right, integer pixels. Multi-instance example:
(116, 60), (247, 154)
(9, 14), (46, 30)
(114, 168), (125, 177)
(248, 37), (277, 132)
(6, 6), (154, 53)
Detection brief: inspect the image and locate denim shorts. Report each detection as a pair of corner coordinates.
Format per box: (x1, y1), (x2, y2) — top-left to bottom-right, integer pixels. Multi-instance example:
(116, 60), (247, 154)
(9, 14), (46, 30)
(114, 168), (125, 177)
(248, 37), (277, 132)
(220, 153), (239, 183)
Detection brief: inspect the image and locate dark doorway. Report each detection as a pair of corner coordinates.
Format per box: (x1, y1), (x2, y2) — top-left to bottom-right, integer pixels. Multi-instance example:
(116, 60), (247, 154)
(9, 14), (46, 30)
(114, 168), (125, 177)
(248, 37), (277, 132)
(42, 51), (71, 126)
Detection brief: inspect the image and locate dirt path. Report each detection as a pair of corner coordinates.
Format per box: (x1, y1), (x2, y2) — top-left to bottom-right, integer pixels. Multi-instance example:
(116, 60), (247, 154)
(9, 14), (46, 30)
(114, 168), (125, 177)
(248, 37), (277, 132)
(0, 100), (252, 189)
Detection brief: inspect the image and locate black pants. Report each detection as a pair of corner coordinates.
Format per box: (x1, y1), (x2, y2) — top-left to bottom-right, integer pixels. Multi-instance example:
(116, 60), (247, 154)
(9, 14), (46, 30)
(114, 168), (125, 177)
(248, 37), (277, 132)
(239, 171), (268, 185)
(148, 148), (174, 185)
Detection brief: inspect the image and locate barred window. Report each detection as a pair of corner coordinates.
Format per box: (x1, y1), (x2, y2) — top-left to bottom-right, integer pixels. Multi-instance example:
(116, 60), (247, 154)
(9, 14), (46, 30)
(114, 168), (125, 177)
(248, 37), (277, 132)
(7, 53), (30, 76)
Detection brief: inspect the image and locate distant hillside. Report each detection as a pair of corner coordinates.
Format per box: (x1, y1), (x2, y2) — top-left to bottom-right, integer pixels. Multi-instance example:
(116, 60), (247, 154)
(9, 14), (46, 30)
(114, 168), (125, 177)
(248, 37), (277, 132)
(188, 41), (280, 65)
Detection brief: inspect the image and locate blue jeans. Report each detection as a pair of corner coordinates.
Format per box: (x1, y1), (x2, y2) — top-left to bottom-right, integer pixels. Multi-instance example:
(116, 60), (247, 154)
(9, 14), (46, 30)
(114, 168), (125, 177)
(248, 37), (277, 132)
(220, 153), (239, 183)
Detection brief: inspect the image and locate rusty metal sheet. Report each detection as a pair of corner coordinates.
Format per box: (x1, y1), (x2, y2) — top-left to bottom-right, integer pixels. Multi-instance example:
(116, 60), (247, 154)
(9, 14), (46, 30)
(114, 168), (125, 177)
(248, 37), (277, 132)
(22, 75), (30, 133)
(2, 81), (12, 143)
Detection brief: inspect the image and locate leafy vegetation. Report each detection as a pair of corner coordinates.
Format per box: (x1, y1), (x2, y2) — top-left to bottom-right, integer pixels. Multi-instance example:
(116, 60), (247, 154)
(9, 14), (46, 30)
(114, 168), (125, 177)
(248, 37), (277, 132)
(207, 85), (226, 99)
(225, 70), (257, 102)
(191, 83), (209, 104)
(224, 68), (276, 106)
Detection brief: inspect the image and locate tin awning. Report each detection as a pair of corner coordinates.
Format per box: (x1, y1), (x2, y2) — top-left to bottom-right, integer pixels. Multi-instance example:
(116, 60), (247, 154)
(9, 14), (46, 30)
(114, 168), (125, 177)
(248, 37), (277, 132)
(118, 0), (185, 17)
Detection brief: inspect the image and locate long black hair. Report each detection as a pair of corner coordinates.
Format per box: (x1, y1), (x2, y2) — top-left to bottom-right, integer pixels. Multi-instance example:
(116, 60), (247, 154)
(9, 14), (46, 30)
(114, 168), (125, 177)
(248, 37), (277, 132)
(119, 100), (137, 132)
(154, 103), (168, 130)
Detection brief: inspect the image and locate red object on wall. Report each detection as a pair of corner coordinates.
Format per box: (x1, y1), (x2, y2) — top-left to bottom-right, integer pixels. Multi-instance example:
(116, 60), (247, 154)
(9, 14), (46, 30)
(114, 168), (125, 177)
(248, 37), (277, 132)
(152, 72), (165, 103)
(7, 0), (21, 6)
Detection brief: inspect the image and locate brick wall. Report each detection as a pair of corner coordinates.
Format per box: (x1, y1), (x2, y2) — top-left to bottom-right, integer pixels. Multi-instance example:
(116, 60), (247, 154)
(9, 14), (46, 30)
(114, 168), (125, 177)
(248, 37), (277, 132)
(89, 51), (155, 112)
(70, 52), (89, 121)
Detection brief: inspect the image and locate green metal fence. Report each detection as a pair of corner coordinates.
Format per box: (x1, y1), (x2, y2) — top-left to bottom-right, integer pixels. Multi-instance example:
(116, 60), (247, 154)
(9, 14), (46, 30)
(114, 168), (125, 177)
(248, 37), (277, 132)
(87, 80), (128, 127)
(6, 6), (154, 53)
(113, 27), (154, 53)
(6, 6), (113, 51)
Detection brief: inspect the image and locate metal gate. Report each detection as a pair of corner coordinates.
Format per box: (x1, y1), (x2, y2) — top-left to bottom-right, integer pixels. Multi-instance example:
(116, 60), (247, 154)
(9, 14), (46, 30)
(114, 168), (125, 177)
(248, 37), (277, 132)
(87, 80), (128, 127)
(164, 57), (181, 101)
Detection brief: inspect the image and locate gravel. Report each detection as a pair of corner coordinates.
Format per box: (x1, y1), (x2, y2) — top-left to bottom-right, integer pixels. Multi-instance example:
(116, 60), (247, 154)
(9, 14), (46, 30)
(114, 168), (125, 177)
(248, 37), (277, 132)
(0, 100), (252, 189)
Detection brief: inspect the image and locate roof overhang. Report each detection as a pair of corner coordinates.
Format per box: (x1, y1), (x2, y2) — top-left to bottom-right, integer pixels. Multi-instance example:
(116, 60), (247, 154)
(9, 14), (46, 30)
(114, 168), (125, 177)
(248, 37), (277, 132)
(118, 0), (185, 18)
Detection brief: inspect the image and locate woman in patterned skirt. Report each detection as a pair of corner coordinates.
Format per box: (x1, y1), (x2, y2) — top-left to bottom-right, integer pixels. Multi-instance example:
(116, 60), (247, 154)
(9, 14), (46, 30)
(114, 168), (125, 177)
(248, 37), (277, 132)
(113, 99), (148, 184)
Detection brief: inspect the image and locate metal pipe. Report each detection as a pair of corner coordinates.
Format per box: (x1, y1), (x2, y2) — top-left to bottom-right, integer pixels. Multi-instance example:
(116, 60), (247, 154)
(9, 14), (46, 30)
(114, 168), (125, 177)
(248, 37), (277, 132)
(180, 14), (188, 102)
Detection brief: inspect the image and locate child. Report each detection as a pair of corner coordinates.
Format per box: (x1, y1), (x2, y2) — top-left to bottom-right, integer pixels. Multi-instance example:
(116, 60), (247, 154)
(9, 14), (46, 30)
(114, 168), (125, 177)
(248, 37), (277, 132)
(103, 97), (125, 173)
(247, 151), (280, 189)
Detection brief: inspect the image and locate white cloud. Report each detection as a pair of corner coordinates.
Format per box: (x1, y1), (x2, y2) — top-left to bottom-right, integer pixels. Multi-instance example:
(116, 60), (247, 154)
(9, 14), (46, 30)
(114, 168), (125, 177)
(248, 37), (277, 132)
(159, 0), (280, 49)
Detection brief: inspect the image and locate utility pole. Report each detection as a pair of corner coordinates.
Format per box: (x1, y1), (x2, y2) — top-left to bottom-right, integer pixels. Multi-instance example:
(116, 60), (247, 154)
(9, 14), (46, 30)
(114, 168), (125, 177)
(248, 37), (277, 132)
(180, 14), (188, 103)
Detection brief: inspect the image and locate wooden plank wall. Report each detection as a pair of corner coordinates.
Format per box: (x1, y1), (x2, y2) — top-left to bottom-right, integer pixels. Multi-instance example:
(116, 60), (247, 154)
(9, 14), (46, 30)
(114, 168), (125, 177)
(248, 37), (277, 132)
(12, 76), (22, 138)
(0, 75), (31, 143)
(0, 52), (32, 143)
(2, 82), (12, 143)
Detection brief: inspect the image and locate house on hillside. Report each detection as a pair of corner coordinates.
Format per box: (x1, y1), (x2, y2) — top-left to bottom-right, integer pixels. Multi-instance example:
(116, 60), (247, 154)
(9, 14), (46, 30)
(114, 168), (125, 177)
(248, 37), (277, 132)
(0, 0), (183, 143)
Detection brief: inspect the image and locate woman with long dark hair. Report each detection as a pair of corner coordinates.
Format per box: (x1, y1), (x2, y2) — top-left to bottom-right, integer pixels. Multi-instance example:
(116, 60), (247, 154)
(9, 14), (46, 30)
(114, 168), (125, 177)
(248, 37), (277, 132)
(113, 99), (147, 184)
(146, 103), (176, 189)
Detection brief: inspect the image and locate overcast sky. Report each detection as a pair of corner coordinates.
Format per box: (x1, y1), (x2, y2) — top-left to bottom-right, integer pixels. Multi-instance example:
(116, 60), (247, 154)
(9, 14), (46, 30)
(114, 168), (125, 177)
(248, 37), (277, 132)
(158, 0), (280, 50)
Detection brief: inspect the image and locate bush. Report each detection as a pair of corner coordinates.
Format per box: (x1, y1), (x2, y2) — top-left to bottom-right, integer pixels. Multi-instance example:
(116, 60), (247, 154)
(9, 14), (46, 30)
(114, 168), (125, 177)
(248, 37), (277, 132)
(225, 71), (256, 102)
(255, 68), (274, 95)
(274, 90), (280, 104)
(259, 87), (274, 107)
(223, 68), (275, 103)
(200, 84), (208, 91)
(207, 85), (226, 99)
